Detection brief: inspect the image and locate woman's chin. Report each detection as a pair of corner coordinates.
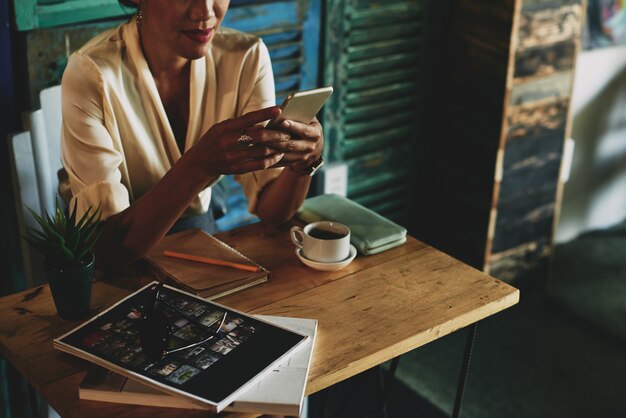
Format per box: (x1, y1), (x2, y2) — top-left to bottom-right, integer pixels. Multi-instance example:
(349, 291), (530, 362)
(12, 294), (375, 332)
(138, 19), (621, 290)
(180, 44), (211, 60)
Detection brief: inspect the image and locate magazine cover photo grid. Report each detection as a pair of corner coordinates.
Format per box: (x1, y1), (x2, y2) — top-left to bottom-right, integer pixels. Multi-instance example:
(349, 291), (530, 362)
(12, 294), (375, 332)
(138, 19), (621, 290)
(71, 285), (258, 388)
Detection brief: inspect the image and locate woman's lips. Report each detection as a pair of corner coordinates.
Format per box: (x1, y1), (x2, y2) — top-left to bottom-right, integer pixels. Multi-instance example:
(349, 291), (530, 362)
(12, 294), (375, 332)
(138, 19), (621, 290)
(182, 28), (213, 43)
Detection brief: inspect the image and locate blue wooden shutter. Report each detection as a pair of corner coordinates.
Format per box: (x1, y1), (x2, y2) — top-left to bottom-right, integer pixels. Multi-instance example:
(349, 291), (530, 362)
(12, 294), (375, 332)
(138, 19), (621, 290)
(323, 0), (424, 225)
(226, 0), (321, 99)
(218, 0), (323, 230)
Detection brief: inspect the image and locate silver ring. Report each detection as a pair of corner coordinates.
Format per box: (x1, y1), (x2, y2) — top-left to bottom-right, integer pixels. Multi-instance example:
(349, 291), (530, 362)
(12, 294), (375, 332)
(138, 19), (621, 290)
(237, 133), (254, 146)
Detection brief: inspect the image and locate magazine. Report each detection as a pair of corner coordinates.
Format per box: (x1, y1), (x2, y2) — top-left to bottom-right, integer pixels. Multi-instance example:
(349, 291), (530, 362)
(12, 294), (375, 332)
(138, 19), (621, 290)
(53, 281), (308, 413)
(79, 316), (317, 416)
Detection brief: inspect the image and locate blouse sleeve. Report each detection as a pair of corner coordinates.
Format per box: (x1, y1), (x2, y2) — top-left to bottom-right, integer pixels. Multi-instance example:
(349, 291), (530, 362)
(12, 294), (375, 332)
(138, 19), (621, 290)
(233, 39), (283, 214)
(61, 54), (130, 221)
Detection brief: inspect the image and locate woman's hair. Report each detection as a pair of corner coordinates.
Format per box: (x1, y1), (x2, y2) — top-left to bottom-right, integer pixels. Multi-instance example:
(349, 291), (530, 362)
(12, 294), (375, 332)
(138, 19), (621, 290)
(119, 0), (138, 8)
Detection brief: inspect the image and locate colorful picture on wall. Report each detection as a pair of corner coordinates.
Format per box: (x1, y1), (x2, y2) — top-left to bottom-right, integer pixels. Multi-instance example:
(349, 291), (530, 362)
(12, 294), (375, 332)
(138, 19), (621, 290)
(585, 0), (626, 49)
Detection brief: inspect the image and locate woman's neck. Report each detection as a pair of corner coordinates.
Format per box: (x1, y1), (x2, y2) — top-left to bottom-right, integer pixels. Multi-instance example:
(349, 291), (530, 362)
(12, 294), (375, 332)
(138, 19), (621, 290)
(139, 27), (189, 80)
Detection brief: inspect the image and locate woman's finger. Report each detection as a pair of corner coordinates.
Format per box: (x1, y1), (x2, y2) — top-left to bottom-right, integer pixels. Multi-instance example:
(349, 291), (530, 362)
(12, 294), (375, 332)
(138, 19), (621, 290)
(233, 152), (285, 173)
(241, 144), (282, 160)
(221, 106), (281, 132)
(277, 119), (320, 138)
(259, 136), (313, 154)
(247, 126), (315, 153)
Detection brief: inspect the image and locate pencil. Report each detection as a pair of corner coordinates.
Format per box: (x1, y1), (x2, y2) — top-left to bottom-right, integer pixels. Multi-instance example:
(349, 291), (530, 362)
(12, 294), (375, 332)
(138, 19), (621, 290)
(163, 250), (261, 273)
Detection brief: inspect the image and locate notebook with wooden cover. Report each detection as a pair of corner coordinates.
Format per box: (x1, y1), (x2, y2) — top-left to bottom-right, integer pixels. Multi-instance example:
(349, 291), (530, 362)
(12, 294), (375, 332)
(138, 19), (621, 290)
(144, 229), (269, 299)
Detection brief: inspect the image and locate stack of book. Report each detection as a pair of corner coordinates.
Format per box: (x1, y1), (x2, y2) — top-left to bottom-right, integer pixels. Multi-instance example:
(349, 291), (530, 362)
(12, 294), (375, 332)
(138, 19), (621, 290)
(53, 230), (317, 416)
(76, 313), (317, 415)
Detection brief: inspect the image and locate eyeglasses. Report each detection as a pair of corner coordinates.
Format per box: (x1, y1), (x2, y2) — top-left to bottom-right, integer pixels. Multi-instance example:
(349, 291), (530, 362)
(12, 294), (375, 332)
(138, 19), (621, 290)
(139, 282), (227, 362)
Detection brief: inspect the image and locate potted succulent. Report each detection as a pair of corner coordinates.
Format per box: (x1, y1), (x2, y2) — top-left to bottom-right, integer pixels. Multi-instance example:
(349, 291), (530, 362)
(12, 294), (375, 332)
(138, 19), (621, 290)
(24, 199), (103, 320)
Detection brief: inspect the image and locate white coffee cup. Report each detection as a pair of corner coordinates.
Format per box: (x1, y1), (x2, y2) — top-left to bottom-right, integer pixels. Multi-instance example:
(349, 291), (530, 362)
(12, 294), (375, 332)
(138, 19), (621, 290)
(290, 221), (351, 263)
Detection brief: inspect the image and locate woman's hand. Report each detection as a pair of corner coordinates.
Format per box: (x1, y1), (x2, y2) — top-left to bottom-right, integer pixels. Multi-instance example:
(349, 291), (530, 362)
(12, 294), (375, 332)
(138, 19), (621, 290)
(186, 106), (291, 178)
(252, 116), (324, 224)
(247, 117), (324, 173)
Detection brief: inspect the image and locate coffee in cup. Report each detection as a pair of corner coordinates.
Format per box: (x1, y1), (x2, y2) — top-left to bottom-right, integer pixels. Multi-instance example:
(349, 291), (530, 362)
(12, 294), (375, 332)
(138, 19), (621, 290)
(290, 221), (351, 263)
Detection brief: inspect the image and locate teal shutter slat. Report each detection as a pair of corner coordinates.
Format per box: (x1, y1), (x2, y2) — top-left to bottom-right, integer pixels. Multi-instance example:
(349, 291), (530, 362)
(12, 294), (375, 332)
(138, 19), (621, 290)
(346, 144), (412, 195)
(341, 126), (413, 159)
(268, 43), (301, 60)
(14, 0), (134, 31)
(323, 0), (424, 225)
(223, 1), (299, 33)
(300, 0), (321, 89)
(271, 58), (301, 77)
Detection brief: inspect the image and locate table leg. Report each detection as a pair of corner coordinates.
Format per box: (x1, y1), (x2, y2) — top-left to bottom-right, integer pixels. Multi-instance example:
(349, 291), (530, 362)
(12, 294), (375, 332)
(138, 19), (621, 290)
(27, 385), (40, 418)
(376, 356), (400, 418)
(451, 322), (478, 418)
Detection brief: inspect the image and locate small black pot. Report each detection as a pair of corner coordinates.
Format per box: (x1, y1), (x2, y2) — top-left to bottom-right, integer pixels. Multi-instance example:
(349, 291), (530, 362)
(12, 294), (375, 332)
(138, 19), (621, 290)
(44, 253), (95, 321)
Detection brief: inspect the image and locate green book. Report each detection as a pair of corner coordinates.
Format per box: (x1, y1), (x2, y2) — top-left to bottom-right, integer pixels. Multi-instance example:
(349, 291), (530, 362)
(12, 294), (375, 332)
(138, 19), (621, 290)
(297, 194), (407, 255)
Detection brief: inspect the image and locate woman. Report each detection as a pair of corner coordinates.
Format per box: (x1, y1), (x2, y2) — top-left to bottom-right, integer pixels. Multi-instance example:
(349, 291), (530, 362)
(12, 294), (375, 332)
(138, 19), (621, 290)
(61, 0), (324, 269)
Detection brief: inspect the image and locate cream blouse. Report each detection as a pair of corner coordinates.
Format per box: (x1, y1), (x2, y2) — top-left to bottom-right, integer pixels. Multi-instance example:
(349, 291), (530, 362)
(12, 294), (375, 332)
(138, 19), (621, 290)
(61, 20), (282, 221)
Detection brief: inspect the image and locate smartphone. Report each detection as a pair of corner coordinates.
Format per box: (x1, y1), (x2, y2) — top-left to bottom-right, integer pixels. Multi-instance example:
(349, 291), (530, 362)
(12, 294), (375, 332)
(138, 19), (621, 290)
(266, 86), (334, 129)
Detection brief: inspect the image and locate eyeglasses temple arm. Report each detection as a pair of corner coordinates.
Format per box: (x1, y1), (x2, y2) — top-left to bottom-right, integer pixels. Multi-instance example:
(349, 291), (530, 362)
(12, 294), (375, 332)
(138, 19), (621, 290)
(163, 334), (217, 356)
(161, 312), (229, 356)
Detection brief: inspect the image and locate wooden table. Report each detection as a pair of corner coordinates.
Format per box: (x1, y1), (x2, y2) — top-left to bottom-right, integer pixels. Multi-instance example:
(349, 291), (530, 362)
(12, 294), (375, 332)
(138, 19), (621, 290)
(0, 222), (519, 417)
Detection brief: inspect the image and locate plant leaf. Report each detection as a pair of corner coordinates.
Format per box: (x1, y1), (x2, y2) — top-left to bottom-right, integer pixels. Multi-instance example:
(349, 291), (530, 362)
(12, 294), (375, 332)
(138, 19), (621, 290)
(24, 201), (103, 266)
(77, 227), (101, 261)
(82, 221), (103, 248)
(75, 205), (95, 231)
(23, 236), (50, 257)
(67, 198), (78, 228)
(25, 226), (48, 241)
(82, 206), (100, 230)
(55, 199), (66, 232)
(65, 199), (80, 251)
(60, 242), (74, 261)
(26, 206), (47, 229)
(26, 207), (65, 244)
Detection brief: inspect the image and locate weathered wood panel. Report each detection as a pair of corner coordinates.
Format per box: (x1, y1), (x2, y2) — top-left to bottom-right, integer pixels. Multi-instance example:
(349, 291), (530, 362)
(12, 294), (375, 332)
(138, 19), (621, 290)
(514, 40), (576, 78)
(522, 0), (579, 9)
(487, 238), (551, 282)
(483, 0), (584, 283)
(492, 84), (572, 274)
(500, 99), (567, 203)
(498, 145), (562, 203)
(510, 70), (574, 104)
(518, 1), (583, 49)
(507, 97), (569, 139)
(498, 78), (570, 269)
(492, 186), (557, 252)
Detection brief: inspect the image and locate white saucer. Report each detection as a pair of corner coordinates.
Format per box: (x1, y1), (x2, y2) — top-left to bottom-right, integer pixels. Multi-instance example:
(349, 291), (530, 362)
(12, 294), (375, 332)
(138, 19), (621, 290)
(296, 245), (357, 271)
